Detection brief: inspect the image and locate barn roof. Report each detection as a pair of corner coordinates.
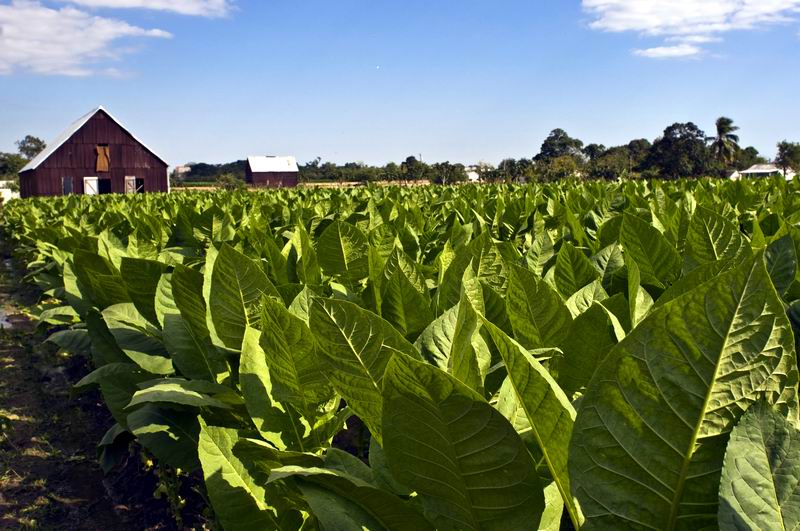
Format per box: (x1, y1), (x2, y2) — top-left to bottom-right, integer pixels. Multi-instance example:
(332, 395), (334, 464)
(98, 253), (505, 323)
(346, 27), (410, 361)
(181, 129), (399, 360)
(247, 156), (299, 173)
(21, 106), (168, 172)
(740, 164), (783, 174)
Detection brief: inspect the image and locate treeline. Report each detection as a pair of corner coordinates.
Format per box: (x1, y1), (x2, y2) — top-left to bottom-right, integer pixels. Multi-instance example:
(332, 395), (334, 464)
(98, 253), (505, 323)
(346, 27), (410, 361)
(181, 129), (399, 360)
(176, 117), (800, 185)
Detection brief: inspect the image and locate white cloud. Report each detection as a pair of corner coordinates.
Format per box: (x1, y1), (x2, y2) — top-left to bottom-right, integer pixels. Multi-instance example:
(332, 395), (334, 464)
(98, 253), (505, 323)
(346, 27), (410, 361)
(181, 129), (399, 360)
(583, 0), (800, 57)
(0, 0), (170, 76)
(633, 44), (701, 58)
(65, 0), (232, 17)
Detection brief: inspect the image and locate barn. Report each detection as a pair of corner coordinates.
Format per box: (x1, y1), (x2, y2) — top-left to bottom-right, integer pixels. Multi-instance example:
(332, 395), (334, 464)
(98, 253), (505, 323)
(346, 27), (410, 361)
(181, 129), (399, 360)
(245, 156), (299, 188)
(19, 106), (168, 198)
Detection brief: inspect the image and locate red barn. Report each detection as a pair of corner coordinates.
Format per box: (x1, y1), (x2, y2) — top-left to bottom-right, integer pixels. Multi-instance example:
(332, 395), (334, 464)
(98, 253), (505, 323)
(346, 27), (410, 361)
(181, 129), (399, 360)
(245, 156), (299, 188)
(19, 106), (169, 198)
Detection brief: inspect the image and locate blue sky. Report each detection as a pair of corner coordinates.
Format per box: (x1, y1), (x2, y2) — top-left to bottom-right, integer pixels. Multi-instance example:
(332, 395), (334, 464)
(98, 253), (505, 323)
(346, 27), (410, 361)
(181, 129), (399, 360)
(1, 0), (799, 166)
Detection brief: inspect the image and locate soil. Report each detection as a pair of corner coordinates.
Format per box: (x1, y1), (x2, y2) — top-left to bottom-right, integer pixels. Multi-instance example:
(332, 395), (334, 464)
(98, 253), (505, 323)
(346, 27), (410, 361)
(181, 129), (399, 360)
(0, 244), (201, 530)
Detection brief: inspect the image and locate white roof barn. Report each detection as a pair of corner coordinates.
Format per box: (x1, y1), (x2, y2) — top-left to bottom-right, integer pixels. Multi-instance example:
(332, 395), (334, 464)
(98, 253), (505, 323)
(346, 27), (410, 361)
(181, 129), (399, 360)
(246, 156), (299, 173)
(245, 156), (300, 188)
(731, 163), (796, 180)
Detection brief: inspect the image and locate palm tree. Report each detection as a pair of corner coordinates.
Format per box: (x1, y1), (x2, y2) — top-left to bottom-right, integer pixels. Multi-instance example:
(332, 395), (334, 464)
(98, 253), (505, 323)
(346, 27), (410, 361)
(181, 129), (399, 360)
(708, 116), (740, 169)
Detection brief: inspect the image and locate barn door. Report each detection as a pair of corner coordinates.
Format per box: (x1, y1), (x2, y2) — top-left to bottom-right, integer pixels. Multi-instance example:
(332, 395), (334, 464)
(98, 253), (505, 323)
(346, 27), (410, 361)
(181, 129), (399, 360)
(83, 176), (98, 195)
(125, 176), (136, 194)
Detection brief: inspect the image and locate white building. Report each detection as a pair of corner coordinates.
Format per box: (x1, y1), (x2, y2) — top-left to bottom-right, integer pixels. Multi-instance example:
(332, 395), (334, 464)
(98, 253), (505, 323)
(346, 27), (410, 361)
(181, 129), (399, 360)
(730, 164), (796, 180)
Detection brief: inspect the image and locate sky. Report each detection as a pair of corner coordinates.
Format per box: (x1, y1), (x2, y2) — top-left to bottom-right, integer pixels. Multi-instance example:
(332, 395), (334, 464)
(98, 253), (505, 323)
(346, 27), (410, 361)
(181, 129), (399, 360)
(1, 0), (799, 166)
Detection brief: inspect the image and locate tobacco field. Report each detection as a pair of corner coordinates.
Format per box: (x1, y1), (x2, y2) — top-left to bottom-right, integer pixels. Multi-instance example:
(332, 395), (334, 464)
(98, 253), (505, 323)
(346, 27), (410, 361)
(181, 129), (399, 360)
(1, 179), (799, 530)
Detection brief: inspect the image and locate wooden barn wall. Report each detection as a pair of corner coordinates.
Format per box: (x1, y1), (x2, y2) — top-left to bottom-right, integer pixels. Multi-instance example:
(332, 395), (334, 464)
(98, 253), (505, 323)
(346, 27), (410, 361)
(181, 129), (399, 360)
(250, 171), (299, 188)
(21, 110), (168, 198)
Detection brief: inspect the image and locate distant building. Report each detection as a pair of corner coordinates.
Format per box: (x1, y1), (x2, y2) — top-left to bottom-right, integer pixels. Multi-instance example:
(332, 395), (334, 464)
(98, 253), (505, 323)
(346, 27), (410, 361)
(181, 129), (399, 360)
(466, 169), (481, 183)
(0, 181), (19, 202)
(245, 156), (299, 188)
(730, 164), (797, 181)
(18, 106), (168, 198)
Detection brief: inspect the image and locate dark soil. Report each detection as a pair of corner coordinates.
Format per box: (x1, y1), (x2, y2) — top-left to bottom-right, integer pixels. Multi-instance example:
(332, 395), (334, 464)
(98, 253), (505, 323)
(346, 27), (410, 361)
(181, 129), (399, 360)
(0, 243), (204, 530)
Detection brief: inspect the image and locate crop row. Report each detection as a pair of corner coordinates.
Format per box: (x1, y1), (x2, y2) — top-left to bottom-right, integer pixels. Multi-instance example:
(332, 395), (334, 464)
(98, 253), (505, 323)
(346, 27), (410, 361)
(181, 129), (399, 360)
(2, 180), (799, 530)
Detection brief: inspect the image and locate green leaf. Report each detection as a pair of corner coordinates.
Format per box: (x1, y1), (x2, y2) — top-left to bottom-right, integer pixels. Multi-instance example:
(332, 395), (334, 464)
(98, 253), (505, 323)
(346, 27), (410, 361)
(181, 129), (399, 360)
(554, 241), (598, 297)
(414, 305), (459, 371)
(683, 206), (750, 273)
(539, 482), (565, 531)
(506, 264), (572, 349)
(239, 326), (313, 451)
(380, 269), (434, 339)
(167, 265), (230, 382)
(198, 420), (279, 530)
(381, 355), (544, 530)
(102, 303), (173, 375)
(620, 212), (680, 288)
(481, 319), (582, 528)
(258, 298), (334, 413)
(128, 404), (200, 471)
(287, 223), (321, 285)
(317, 221), (370, 282)
(309, 298), (419, 444)
(126, 381), (233, 410)
(556, 303), (618, 397)
(765, 234), (797, 296)
(47, 328), (91, 354)
(209, 243), (281, 350)
(120, 257), (168, 326)
(718, 401), (800, 530)
(267, 465), (433, 531)
(569, 254), (799, 530)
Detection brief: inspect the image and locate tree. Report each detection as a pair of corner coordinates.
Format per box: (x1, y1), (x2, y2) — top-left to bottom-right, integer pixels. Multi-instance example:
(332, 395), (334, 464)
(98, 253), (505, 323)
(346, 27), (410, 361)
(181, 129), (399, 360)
(401, 156), (428, 182)
(430, 162), (467, 185)
(707, 117), (740, 170)
(15, 135), (47, 160)
(626, 138), (652, 170)
(583, 143), (607, 162)
(644, 122), (711, 179)
(588, 147), (631, 180)
(735, 147), (766, 170)
(0, 152), (27, 179)
(776, 141), (800, 176)
(535, 128), (584, 162)
(382, 162), (402, 182)
(538, 155), (580, 182)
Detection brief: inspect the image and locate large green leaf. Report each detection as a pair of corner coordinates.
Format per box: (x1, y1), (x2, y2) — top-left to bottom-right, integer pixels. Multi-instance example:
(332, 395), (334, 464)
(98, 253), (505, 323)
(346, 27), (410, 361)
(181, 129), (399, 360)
(198, 420), (279, 530)
(620, 212), (680, 288)
(556, 303), (619, 397)
(554, 241), (598, 297)
(481, 319), (583, 528)
(683, 206), (750, 273)
(267, 464), (433, 530)
(506, 264), (572, 349)
(209, 243), (280, 350)
(316, 221), (370, 282)
(258, 298), (333, 412)
(309, 298), (419, 443)
(239, 326), (307, 450)
(765, 234), (797, 297)
(380, 268), (434, 339)
(120, 257), (168, 327)
(381, 355), (544, 530)
(414, 304), (459, 370)
(165, 265), (229, 382)
(718, 401), (800, 530)
(569, 254), (799, 530)
(127, 404), (200, 471)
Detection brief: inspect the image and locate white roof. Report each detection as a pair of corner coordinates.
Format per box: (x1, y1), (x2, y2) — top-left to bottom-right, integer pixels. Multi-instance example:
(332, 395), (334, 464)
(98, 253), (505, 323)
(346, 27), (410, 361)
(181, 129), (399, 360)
(247, 156), (299, 173)
(740, 164), (783, 174)
(21, 106), (167, 172)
